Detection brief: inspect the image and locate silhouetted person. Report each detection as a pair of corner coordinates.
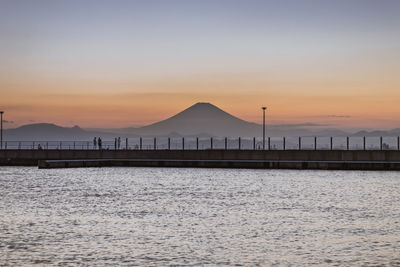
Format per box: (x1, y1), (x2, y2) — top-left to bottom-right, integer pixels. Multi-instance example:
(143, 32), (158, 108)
(118, 137), (121, 149)
(114, 138), (117, 150)
(93, 137), (97, 149)
(98, 137), (102, 150)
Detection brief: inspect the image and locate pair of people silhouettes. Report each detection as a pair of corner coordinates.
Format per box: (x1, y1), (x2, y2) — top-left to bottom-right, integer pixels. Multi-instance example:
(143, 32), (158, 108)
(94, 137), (102, 149)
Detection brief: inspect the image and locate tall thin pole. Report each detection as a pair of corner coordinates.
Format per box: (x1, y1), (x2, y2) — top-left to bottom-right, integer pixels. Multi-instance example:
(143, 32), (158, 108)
(363, 136), (366, 150)
(314, 136), (317, 151)
(262, 107), (266, 150)
(0, 111), (3, 149)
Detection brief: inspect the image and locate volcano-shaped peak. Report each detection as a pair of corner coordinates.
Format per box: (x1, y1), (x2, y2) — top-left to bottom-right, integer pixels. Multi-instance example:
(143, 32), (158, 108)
(190, 102), (214, 108)
(186, 102), (221, 111)
(177, 102), (228, 117)
(136, 102), (258, 136)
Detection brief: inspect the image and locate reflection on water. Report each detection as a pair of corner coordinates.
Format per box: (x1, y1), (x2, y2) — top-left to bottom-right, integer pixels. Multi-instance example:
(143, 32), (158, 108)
(0, 167), (399, 266)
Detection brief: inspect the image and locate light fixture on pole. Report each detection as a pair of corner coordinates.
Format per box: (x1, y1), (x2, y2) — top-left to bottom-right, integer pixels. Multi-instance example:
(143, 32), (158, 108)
(0, 111), (3, 149)
(262, 106), (267, 150)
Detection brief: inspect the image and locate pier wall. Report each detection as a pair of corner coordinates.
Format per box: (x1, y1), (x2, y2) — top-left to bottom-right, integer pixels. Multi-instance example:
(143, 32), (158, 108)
(1, 149), (400, 170)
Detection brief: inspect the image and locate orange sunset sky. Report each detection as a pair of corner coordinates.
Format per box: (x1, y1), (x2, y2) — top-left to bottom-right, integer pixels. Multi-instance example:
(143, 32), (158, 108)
(1, 0), (399, 130)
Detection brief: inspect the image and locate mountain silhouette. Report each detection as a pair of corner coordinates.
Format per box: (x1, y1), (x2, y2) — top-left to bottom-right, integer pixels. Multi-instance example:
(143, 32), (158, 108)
(4, 123), (115, 141)
(352, 128), (400, 137)
(133, 102), (261, 137)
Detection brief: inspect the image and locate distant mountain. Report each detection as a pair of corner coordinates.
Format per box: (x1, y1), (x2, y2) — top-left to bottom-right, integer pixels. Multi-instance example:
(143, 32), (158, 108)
(131, 102), (261, 137)
(352, 128), (400, 137)
(119, 102), (350, 137)
(4, 123), (116, 141)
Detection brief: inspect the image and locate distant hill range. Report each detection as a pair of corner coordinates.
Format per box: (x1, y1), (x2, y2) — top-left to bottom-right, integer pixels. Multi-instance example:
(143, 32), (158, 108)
(3, 123), (117, 141)
(3, 102), (400, 140)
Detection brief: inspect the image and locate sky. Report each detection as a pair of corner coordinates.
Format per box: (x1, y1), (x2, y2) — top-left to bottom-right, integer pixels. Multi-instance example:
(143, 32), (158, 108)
(1, 0), (399, 130)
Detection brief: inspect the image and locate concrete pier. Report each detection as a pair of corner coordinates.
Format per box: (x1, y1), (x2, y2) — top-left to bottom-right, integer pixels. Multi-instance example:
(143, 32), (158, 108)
(37, 158), (400, 170)
(1, 149), (400, 170)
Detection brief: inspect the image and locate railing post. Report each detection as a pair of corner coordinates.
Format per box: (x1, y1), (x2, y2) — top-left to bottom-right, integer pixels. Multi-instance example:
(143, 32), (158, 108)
(196, 137), (199, 150)
(225, 137), (227, 150)
(33, 141), (35, 150)
(330, 137), (333, 150)
(168, 138), (171, 150)
(140, 137), (142, 150)
(126, 138), (128, 150)
(238, 137), (241, 150)
(299, 137), (301, 150)
(154, 137), (156, 150)
(182, 137), (185, 150)
(268, 137), (270, 150)
(363, 136), (366, 150)
(18, 142), (21, 150)
(73, 142), (75, 150)
(5, 142), (7, 149)
(210, 137), (213, 150)
(346, 137), (349, 150)
(253, 137), (255, 150)
(314, 136), (317, 151)
(380, 136), (383, 150)
(46, 142), (48, 150)
(283, 137), (285, 150)
(398, 136), (400, 150)
(60, 141), (62, 150)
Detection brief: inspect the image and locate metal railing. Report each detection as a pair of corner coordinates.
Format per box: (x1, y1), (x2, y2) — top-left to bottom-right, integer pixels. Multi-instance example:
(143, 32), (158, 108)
(1, 136), (400, 151)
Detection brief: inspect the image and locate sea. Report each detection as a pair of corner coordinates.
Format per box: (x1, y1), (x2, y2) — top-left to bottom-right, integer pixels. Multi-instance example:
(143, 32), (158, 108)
(0, 167), (399, 266)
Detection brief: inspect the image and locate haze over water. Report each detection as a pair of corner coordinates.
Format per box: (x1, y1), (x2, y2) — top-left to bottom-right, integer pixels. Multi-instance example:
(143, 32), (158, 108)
(1, 167), (399, 266)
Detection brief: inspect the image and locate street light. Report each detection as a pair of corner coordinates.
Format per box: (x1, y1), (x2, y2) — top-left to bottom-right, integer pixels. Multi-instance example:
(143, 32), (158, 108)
(0, 111), (3, 149)
(262, 106), (267, 150)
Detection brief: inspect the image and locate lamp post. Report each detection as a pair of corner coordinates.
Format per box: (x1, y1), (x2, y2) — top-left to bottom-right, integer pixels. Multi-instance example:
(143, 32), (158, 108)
(0, 111), (3, 149)
(262, 106), (267, 150)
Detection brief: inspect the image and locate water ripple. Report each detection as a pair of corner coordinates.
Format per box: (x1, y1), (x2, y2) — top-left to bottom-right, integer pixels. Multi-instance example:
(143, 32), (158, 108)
(0, 167), (399, 266)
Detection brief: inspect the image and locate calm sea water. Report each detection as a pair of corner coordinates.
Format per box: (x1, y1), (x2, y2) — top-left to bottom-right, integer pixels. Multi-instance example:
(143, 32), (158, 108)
(0, 167), (399, 266)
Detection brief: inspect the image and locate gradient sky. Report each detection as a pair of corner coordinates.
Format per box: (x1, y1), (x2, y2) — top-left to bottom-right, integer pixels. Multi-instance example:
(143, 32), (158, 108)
(1, 0), (399, 129)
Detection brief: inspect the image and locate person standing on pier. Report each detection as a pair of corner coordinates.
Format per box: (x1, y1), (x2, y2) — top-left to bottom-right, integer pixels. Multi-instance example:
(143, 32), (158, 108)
(93, 137), (97, 149)
(118, 137), (121, 150)
(98, 137), (102, 150)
